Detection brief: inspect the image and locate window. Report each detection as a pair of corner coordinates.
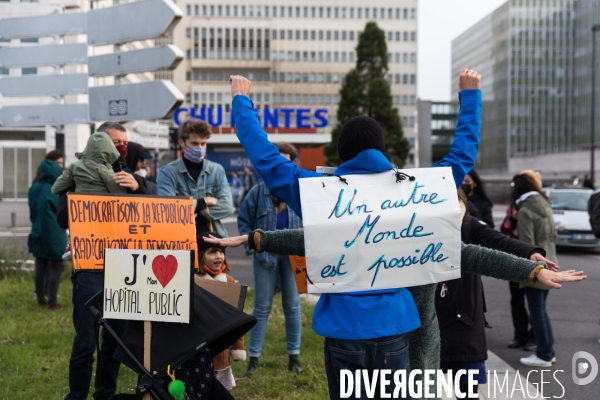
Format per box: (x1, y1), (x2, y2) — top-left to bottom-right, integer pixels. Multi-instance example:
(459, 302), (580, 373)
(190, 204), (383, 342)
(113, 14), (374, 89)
(402, 74), (408, 84)
(387, 53), (391, 62)
(310, 52), (316, 61)
(326, 95), (331, 104)
(319, 7), (324, 18)
(295, 30), (300, 40)
(325, 73), (331, 83)
(395, 53), (400, 62)
(402, 95), (408, 105)
(302, 73), (308, 83)
(287, 73), (292, 82)
(287, 51), (292, 61)
(358, 8), (362, 18)
(334, 7), (339, 18)
(272, 6), (276, 17)
(226, 5), (230, 16)
(186, 5), (191, 15)
(410, 53), (416, 63)
(303, 6), (308, 17)
(373, 8), (377, 18)
(394, 96), (399, 105)
(295, 51), (300, 61)
(302, 94), (308, 104)
(186, 28), (191, 38)
(409, 96), (415, 105)
(318, 52), (324, 61)
(349, 31), (355, 41)
(310, 94), (316, 104)
(333, 52), (338, 62)
(202, 71), (207, 80)
(403, 32), (408, 41)
(403, 9), (408, 19)
(310, 73), (315, 82)
(194, 5), (199, 15)
(333, 74), (339, 83)
(350, 8), (354, 18)
(365, 8), (369, 18)
(303, 30), (308, 40)
(272, 30), (277, 39)
(248, 6), (253, 16)
(210, 5), (214, 15)
(279, 51), (284, 60)
(311, 30), (316, 40)
(341, 52), (346, 62)
(386, 74), (392, 83)
(333, 95), (339, 103)
(311, 7), (316, 17)
(410, 74), (416, 84)
(318, 73), (323, 83)
(410, 32), (416, 41)
(396, 8), (400, 19)
(342, 7), (346, 18)
(279, 72), (284, 81)
(411, 9), (416, 19)
(319, 30), (324, 40)
(395, 74), (400, 84)
(403, 53), (408, 62)
(218, 5), (222, 16)
(349, 52), (355, 62)
(295, 73), (301, 83)
(288, 30), (293, 39)
(326, 52), (331, 62)
(342, 31), (347, 40)
(203, 5), (207, 15)
(388, 8), (393, 19)
(193, 71), (199, 81)
(318, 94), (324, 104)
(287, 94), (293, 103)
(381, 8), (385, 19)
(241, 6), (246, 16)
(272, 72), (277, 82)
(186, 49), (191, 59)
(296, 6), (301, 17)
(303, 51), (308, 61)
(295, 94), (300, 103)
(186, 71), (191, 81)
(387, 32), (392, 41)
(334, 31), (339, 40)
(326, 31), (331, 40)
(395, 32), (400, 41)
(327, 7), (331, 18)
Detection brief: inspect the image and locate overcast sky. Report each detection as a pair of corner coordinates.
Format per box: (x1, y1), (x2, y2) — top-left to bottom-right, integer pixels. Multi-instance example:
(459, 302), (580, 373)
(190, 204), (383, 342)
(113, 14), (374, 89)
(418, 0), (507, 101)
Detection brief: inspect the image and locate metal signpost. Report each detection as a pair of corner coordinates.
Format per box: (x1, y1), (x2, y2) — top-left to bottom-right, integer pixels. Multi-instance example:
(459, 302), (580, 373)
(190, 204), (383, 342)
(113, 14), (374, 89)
(0, 74), (88, 97)
(88, 45), (183, 77)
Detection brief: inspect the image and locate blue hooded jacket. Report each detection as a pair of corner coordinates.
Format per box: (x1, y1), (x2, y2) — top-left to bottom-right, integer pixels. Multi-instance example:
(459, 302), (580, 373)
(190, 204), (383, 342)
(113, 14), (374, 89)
(232, 90), (481, 339)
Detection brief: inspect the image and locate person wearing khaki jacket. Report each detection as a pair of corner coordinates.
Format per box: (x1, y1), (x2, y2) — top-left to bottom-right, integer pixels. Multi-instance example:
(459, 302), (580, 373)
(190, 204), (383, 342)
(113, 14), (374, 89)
(512, 172), (558, 368)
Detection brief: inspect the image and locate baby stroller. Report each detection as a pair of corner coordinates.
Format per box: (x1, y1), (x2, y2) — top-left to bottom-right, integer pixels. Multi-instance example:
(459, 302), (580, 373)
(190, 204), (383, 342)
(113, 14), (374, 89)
(86, 285), (256, 399)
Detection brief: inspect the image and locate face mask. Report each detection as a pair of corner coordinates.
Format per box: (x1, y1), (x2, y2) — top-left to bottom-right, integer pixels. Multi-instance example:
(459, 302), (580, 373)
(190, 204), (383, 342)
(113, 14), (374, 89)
(461, 184), (473, 195)
(183, 146), (206, 163)
(115, 144), (128, 159)
(134, 169), (148, 178)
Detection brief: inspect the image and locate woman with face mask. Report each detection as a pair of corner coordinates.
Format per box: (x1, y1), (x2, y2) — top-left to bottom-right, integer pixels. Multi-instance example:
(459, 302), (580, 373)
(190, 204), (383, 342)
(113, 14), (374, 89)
(461, 169), (495, 228)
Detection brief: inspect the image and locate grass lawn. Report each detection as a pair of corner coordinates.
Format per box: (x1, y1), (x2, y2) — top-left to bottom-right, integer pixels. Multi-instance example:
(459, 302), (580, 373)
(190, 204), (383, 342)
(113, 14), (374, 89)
(0, 259), (329, 399)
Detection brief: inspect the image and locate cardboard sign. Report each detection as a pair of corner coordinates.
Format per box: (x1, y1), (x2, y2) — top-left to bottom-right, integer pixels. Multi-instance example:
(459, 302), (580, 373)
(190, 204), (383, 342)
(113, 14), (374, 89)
(289, 255), (308, 294)
(194, 276), (248, 310)
(67, 193), (196, 270)
(299, 167), (462, 294)
(104, 249), (194, 324)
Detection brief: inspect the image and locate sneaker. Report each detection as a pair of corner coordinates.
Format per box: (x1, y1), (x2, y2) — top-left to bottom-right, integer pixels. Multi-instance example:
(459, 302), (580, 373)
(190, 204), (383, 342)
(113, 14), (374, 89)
(508, 339), (527, 349)
(48, 304), (64, 310)
(520, 355), (552, 367)
(246, 357), (259, 376)
(288, 355), (303, 374)
(551, 357), (557, 363)
(62, 245), (71, 261)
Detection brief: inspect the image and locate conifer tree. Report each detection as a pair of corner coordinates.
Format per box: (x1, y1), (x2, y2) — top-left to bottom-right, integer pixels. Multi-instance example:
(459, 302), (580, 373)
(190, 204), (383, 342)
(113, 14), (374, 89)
(324, 21), (409, 167)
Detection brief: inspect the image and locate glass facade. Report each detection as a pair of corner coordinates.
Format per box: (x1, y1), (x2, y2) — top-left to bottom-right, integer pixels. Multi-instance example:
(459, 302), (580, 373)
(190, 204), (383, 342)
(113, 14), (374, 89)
(452, 0), (591, 173)
(0, 145), (46, 199)
(430, 102), (459, 163)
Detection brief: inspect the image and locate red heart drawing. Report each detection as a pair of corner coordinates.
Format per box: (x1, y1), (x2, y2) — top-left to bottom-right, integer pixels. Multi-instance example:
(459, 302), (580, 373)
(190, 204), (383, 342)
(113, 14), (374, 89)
(152, 255), (178, 288)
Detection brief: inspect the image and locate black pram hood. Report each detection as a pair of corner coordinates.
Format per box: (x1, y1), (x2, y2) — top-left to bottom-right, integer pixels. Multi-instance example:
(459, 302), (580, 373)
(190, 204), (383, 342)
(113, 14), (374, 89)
(114, 285), (256, 378)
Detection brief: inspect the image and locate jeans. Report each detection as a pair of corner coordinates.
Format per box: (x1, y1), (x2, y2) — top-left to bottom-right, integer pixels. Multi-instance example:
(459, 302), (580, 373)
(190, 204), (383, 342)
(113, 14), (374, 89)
(35, 258), (64, 306)
(65, 272), (127, 400)
(509, 282), (535, 343)
(249, 255), (301, 357)
(324, 334), (410, 400)
(525, 287), (555, 361)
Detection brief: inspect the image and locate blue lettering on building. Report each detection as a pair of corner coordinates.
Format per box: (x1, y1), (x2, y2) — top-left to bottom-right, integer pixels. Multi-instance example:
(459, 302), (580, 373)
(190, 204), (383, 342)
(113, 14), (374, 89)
(173, 107), (329, 128)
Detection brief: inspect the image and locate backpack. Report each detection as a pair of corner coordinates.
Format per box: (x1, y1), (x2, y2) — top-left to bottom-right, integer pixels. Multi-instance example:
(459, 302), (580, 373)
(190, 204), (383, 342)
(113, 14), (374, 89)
(589, 192), (600, 238)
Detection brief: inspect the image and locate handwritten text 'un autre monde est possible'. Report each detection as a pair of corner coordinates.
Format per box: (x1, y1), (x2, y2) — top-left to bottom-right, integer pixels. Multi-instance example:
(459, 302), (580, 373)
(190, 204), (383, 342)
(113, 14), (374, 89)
(321, 182), (450, 287)
(68, 199), (195, 261)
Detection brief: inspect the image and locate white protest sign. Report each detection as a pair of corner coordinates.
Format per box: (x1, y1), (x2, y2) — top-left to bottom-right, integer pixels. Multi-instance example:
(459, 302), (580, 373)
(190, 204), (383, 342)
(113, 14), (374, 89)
(299, 167), (461, 294)
(104, 249), (193, 323)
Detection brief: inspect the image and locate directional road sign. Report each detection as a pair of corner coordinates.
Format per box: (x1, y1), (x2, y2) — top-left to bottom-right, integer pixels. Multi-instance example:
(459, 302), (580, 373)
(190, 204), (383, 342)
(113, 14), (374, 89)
(0, 74), (88, 97)
(0, 104), (89, 126)
(133, 136), (169, 149)
(88, 45), (183, 77)
(87, 0), (182, 46)
(132, 122), (170, 136)
(89, 81), (183, 122)
(0, 43), (87, 68)
(0, 13), (86, 40)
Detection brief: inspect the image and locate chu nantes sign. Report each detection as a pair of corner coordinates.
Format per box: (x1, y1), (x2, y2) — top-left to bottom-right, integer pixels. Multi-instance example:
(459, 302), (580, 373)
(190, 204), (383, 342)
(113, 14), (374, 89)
(104, 249), (194, 324)
(299, 167), (462, 294)
(173, 107), (328, 128)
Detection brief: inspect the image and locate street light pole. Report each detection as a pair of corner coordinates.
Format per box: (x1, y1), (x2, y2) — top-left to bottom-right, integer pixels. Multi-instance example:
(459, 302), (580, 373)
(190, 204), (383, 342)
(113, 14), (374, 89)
(592, 24), (600, 187)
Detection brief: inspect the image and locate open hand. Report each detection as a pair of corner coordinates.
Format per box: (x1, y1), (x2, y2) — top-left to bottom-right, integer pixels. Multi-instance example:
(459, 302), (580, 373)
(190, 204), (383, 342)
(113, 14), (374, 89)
(204, 196), (218, 206)
(458, 68), (481, 91)
(229, 75), (252, 98)
(530, 253), (559, 271)
(203, 234), (248, 248)
(537, 269), (586, 289)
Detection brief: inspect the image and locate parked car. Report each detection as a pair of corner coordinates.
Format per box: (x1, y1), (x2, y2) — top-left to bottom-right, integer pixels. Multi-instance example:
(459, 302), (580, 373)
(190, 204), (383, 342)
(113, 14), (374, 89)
(544, 187), (600, 248)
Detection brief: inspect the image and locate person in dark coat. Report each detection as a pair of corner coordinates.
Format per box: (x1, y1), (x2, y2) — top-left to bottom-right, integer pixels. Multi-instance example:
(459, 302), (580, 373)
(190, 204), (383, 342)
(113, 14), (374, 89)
(461, 169), (494, 228)
(436, 190), (555, 395)
(125, 142), (157, 194)
(28, 159), (67, 309)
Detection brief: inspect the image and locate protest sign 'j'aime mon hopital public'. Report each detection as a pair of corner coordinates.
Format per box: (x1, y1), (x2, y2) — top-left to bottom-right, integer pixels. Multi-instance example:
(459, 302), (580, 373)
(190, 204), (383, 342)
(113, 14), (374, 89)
(299, 167), (462, 294)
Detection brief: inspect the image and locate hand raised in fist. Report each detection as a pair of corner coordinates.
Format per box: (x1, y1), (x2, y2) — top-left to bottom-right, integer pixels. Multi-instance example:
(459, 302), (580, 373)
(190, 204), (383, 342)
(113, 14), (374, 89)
(458, 68), (481, 91)
(229, 75), (252, 98)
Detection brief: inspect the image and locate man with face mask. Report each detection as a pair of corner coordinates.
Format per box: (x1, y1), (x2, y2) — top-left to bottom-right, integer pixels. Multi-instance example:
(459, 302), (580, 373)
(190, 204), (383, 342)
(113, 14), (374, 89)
(157, 119), (233, 236)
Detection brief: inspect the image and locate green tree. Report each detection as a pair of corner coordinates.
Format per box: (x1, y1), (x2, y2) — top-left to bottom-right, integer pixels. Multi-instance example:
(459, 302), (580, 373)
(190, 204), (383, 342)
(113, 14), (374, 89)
(324, 21), (409, 167)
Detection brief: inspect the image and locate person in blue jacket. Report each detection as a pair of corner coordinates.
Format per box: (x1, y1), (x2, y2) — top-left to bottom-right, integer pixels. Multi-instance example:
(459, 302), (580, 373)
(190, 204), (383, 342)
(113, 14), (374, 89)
(229, 69), (482, 399)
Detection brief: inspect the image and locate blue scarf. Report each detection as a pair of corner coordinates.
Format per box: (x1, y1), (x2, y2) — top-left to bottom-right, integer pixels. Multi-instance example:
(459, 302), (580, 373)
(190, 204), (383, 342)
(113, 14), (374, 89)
(334, 149), (393, 176)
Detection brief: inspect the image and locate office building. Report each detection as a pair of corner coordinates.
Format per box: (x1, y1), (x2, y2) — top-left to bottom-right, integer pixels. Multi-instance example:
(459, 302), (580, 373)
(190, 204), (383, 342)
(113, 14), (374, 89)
(451, 0), (600, 180)
(168, 0), (419, 170)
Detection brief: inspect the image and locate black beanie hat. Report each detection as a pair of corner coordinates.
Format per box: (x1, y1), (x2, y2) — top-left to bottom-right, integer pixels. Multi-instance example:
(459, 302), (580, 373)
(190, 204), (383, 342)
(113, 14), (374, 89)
(196, 231), (226, 254)
(337, 116), (386, 162)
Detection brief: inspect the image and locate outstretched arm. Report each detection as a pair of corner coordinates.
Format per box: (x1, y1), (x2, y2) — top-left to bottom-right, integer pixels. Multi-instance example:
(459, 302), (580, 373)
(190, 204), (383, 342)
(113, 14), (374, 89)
(231, 76), (321, 217)
(434, 68), (482, 188)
